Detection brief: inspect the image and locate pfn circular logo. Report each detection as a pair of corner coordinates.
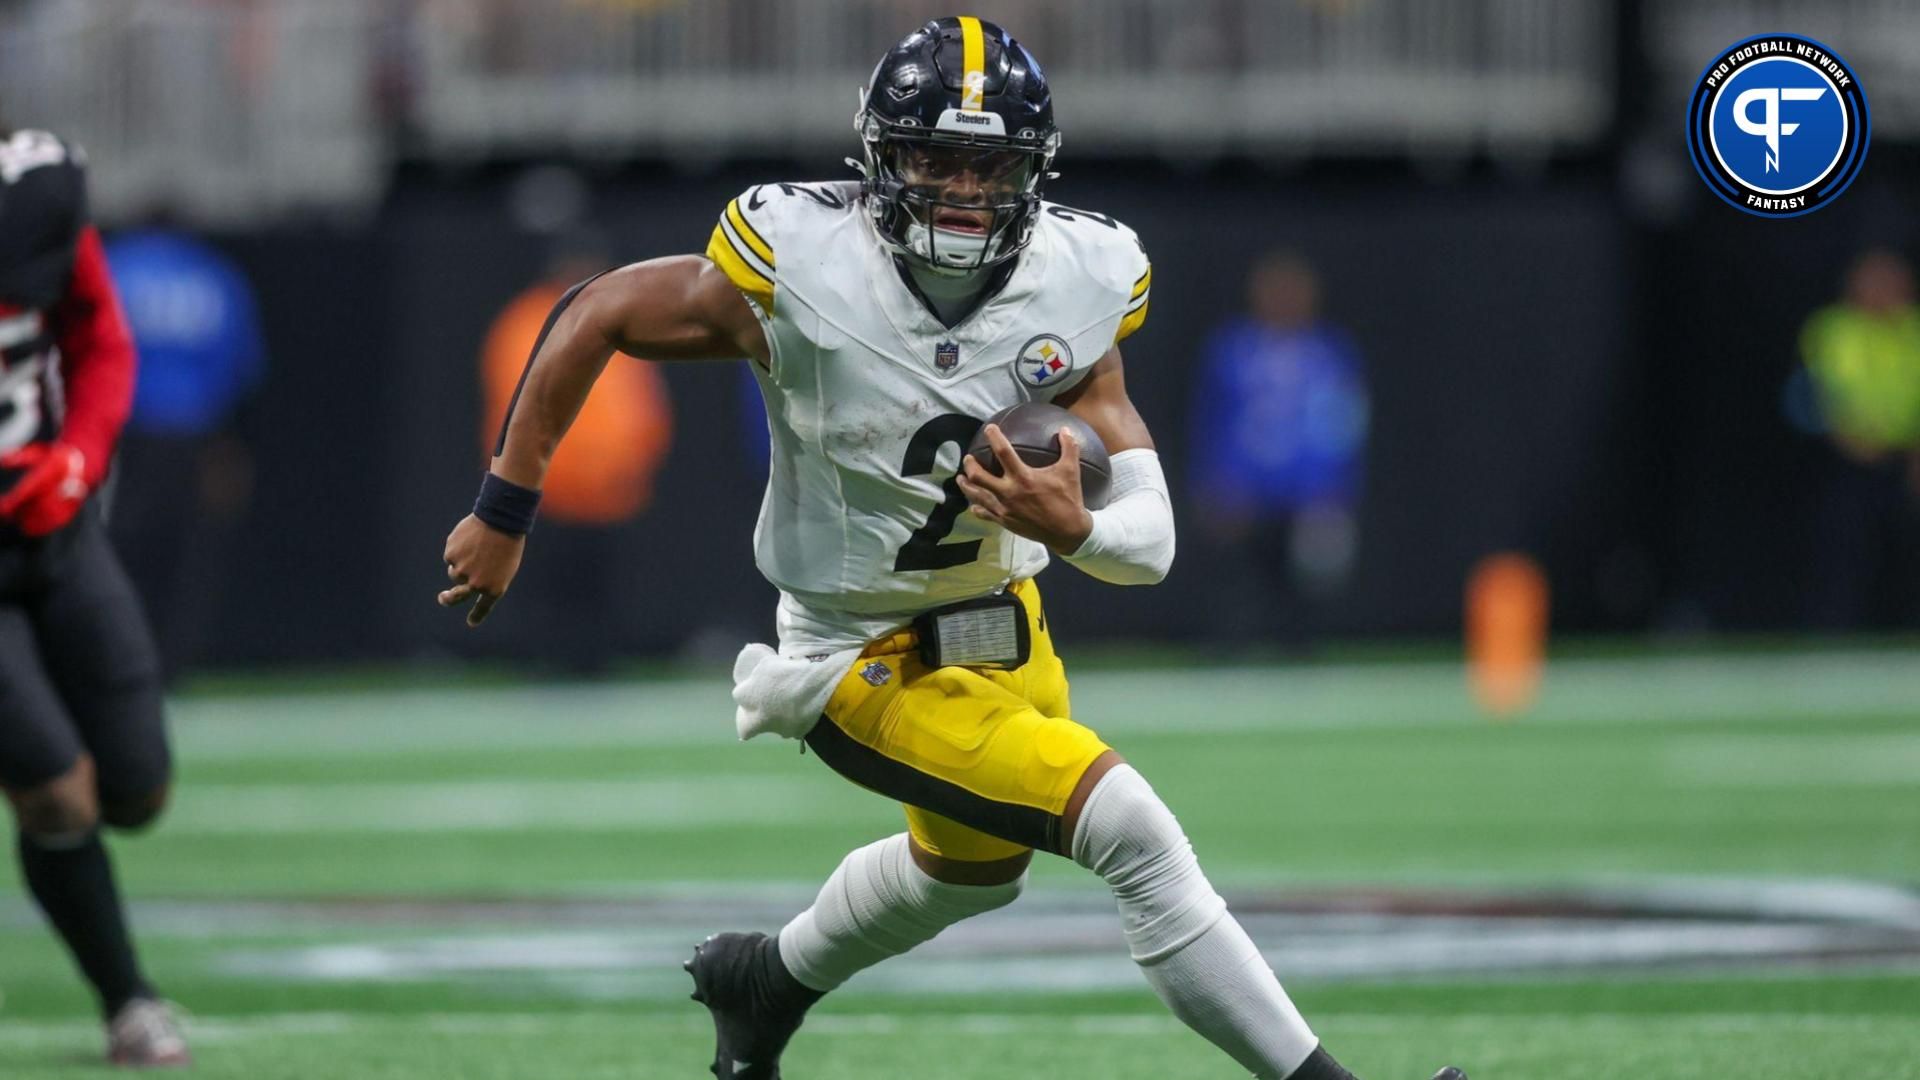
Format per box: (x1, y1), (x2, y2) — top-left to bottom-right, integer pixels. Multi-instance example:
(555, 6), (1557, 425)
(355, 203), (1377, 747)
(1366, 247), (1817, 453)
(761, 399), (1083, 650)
(1688, 35), (1868, 218)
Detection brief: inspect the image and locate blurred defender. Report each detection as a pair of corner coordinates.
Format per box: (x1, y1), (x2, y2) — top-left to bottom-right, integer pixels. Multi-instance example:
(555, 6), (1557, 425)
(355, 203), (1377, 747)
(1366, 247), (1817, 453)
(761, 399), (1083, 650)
(440, 18), (1462, 1080)
(0, 130), (186, 1066)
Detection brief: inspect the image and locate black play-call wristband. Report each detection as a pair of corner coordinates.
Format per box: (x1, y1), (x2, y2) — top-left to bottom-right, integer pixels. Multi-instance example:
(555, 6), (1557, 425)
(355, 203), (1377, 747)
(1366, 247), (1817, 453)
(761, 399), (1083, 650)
(473, 471), (541, 537)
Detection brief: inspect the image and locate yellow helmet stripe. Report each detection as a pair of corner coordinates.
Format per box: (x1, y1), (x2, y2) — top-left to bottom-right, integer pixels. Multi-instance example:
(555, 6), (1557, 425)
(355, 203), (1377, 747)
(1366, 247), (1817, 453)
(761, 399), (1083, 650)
(957, 16), (986, 111)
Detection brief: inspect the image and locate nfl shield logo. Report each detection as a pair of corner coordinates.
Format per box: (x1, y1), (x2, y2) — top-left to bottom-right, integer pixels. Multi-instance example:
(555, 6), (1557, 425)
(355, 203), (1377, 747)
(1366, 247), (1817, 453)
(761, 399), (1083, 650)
(934, 341), (960, 374)
(860, 661), (893, 687)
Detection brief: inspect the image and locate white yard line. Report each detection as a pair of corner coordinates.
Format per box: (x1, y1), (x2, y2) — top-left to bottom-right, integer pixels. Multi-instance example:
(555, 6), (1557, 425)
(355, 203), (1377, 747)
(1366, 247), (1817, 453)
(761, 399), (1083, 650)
(1075, 651), (1920, 733)
(169, 650), (1920, 760)
(1662, 733), (1920, 788)
(0, 1010), (1904, 1048)
(162, 775), (869, 834)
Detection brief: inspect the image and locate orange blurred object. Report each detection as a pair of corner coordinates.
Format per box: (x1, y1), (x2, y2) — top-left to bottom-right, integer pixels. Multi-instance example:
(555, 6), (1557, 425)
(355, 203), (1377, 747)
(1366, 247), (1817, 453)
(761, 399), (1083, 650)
(1465, 552), (1549, 718)
(482, 280), (673, 525)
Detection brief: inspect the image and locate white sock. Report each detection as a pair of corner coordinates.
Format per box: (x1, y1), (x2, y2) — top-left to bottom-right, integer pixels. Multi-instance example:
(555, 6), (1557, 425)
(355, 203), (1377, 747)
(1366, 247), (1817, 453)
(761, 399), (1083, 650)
(1072, 765), (1319, 1080)
(777, 832), (1025, 993)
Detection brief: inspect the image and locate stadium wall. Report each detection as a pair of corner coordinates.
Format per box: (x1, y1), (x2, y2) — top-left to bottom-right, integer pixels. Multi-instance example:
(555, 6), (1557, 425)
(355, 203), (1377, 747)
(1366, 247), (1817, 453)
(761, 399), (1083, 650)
(180, 162), (1914, 666)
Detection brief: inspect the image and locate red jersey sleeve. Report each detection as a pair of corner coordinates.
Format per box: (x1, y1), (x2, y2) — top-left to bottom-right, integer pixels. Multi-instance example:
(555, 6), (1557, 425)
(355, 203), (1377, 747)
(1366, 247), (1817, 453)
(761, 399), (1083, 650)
(51, 224), (136, 486)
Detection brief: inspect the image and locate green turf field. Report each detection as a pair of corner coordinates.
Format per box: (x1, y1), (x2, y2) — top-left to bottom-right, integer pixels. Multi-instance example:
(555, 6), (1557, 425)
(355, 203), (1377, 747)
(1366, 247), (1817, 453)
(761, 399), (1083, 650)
(2, 649), (1917, 1078)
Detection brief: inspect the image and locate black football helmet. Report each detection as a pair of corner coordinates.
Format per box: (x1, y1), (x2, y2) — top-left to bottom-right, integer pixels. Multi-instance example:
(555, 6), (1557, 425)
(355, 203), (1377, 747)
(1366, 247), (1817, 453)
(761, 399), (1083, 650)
(856, 16), (1059, 274)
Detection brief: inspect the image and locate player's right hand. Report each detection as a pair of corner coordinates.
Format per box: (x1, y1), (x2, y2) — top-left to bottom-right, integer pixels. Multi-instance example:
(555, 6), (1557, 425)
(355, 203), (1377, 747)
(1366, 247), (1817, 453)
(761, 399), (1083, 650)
(439, 514), (525, 627)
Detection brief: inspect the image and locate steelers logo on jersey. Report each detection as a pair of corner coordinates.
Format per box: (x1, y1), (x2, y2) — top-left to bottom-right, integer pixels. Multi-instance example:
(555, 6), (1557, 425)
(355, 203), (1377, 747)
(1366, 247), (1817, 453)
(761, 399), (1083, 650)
(1013, 334), (1074, 389)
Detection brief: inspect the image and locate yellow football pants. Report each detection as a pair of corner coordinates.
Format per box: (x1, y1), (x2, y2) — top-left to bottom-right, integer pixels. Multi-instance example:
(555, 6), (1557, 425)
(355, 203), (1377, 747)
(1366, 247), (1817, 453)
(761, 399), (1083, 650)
(804, 578), (1110, 861)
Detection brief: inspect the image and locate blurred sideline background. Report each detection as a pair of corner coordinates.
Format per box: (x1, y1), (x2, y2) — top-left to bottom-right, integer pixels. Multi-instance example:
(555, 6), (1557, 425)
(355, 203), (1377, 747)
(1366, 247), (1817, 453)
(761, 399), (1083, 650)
(2, 2), (1919, 1077)
(3, 0), (1919, 672)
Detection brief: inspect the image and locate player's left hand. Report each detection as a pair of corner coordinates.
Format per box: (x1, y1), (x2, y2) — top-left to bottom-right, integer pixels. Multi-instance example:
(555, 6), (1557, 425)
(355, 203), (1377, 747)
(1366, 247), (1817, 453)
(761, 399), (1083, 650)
(0, 442), (89, 538)
(957, 423), (1094, 555)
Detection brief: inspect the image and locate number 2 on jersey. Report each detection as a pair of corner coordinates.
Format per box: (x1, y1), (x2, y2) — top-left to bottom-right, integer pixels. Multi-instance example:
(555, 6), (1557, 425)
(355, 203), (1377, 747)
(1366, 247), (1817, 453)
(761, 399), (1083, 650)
(893, 413), (985, 572)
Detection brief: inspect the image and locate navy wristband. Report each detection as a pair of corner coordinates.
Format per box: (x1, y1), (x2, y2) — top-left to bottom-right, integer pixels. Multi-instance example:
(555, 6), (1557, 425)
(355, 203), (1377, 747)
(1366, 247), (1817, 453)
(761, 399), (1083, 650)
(473, 472), (541, 536)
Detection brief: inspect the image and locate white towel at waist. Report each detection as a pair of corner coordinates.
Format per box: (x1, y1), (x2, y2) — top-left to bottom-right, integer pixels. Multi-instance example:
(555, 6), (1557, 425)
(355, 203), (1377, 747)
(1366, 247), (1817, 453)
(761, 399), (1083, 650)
(731, 643), (862, 741)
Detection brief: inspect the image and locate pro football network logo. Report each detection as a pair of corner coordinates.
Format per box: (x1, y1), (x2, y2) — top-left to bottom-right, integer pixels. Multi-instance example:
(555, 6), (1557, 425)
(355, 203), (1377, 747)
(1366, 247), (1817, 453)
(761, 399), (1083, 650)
(1013, 334), (1074, 389)
(1687, 34), (1868, 218)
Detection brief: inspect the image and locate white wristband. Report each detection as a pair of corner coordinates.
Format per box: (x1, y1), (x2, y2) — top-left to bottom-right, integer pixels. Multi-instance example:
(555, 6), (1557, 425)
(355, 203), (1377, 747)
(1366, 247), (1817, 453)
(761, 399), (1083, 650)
(1063, 448), (1175, 585)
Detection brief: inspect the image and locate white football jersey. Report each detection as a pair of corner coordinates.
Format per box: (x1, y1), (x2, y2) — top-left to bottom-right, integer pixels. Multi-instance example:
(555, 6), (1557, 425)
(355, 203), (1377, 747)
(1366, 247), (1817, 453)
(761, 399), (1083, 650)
(705, 180), (1151, 650)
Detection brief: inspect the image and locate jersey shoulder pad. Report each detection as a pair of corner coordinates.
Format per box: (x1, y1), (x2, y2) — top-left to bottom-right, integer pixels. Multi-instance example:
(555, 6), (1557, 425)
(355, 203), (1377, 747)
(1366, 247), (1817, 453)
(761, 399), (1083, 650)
(1037, 201), (1151, 344)
(705, 181), (859, 313)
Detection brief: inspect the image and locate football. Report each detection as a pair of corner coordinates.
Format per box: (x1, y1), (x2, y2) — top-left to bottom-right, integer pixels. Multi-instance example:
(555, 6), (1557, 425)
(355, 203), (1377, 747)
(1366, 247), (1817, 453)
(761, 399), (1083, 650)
(966, 402), (1113, 510)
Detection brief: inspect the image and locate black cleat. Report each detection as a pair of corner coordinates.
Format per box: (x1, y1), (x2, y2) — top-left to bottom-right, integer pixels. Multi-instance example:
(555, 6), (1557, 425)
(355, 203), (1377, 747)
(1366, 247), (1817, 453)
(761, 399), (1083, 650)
(685, 931), (822, 1080)
(1430, 1070), (1468, 1080)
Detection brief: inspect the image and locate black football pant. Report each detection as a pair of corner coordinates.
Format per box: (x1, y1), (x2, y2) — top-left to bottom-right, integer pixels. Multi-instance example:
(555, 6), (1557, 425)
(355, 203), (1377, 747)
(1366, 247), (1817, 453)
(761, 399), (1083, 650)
(0, 505), (170, 802)
(2, 505), (169, 1017)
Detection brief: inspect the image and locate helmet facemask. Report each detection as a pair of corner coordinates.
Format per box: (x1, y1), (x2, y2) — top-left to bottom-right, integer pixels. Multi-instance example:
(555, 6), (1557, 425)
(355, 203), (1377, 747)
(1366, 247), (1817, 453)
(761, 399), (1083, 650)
(860, 113), (1057, 275)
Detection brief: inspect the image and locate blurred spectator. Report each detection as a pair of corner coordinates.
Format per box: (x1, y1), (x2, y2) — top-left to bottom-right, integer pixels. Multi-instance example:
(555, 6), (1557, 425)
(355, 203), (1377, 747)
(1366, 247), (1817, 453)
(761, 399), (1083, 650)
(1189, 251), (1368, 647)
(1798, 249), (1920, 629)
(105, 227), (265, 683)
(479, 249), (673, 673)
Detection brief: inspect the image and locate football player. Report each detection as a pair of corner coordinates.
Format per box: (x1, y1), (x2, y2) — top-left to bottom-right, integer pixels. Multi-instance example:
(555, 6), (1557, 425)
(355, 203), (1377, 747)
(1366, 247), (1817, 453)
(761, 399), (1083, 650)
(440, 17), (1463, 1080)
(0, 129), (187, 1066)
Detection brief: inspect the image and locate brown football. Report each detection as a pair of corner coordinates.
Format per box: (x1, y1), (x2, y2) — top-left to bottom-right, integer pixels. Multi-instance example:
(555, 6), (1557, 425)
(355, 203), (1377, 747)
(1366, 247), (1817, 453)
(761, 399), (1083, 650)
(966, 402), (1112, 510)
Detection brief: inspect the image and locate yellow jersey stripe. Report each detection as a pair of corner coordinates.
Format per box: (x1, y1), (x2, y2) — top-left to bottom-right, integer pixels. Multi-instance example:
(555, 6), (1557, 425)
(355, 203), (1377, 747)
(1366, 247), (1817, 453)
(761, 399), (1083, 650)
(705, 225), (775, 311)
(1131, 265), (1152, 299)
(958, 16), (986, 111)
(1117, 298), (1149, 342)
(726, 199), (774, 268)
(717, 208), (773, 280)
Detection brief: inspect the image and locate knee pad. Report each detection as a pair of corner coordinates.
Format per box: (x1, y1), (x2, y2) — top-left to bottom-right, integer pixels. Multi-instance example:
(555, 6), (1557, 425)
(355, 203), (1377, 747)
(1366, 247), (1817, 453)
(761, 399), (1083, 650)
(1070, 765), (1227, 964)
